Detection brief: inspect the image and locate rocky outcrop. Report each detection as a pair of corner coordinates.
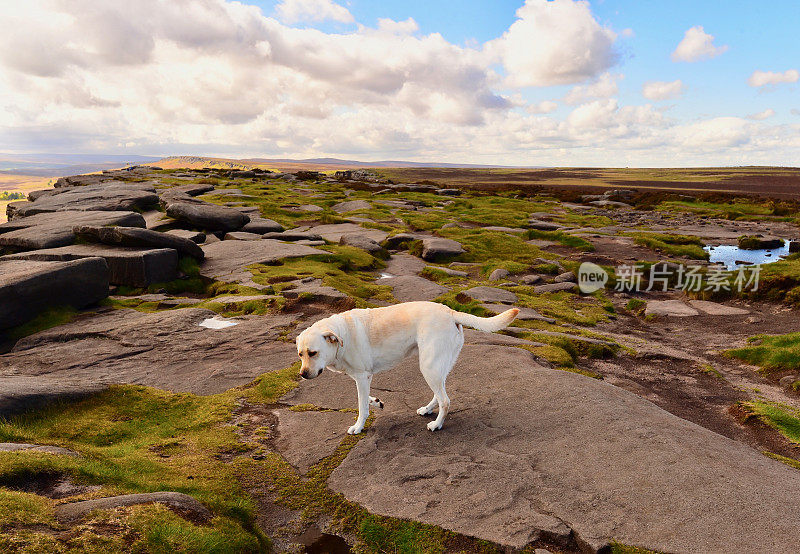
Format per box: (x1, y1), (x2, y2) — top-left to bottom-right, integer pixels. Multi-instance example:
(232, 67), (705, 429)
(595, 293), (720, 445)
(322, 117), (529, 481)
(74, 225), (204, 260)
(3, 245), (177, 287)
(8, 182), (158, 218)
(0, 211), (146, 251)
(200, 239), (325, 284)
(0, 258), (109, 331)
(165, 202), (250, 232)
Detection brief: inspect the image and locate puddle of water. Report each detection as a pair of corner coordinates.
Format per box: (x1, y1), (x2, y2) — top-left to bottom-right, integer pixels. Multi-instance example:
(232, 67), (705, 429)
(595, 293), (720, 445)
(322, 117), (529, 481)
(379, 272), (395, 279)
(198, 316), (239, 329)
(704, 240), (791, 270)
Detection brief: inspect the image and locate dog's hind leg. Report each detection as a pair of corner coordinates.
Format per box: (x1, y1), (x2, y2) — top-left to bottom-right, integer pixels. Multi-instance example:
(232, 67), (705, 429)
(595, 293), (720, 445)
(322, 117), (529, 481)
(418, 330), (463, 431)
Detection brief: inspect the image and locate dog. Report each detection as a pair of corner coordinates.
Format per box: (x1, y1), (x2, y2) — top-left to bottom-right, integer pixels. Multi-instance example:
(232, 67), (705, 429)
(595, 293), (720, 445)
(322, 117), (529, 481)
(296, 301), (519, 434)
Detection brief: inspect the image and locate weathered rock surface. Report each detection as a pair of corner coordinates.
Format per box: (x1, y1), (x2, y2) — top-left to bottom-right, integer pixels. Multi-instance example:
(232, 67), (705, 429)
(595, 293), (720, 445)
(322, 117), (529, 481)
(165, 229), (206, 243)
(274, 409), (357, 474)
(223, 231), (262, 241)
(645, 299), (700, 317)
(463, 286), (517, 304)
(426, 265), (467, 277)
(420, 237), (465, 261)
(688, 300), (750, 316)
(383, 232), (427, 249)
(74, 225), (204, 260)
(488, 268), (510, 281)
(55, 492), (212, 524)
(165, 202), (249, 232)
(0, 308), (301, 410)
(532, 282), (578, 294)
(261, 231), (323, 242)
(331, 200), (371, 213)
(4, 245), (178, 287)
(0, 211), (146, 251)
(553, 271), (576, 283)
(305, 344), (800, 553)
(339, 234), (386, 256)
(383, 253), (426, 276)
(0, 258), (109, 331)
(7, 183), (158, 218)
(200, 239), (324, 284)
(528, 219), (562, 231)
(306, 223), (388, 243)
(240, 217), (284, 234)
(376, 275), (447, 302)
(0, 443), (80, 457)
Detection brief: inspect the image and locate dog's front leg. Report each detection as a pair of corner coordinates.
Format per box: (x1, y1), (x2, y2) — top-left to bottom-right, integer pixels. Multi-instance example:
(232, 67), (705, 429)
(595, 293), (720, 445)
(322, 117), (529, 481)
(348, 374), (371, 435)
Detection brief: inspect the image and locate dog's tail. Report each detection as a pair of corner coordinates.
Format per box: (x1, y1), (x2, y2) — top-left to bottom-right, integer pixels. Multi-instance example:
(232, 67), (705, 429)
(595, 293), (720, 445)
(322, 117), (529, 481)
(452, 308), (519, 333)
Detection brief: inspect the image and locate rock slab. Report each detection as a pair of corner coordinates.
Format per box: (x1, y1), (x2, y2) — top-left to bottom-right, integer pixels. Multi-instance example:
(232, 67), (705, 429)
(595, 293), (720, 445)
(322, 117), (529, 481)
(0, 258), (109, 331)
(324, 345), (800, 553)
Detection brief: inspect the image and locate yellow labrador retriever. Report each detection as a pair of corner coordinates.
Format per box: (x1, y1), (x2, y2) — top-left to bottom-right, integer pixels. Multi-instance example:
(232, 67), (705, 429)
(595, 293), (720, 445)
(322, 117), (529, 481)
(296, 301), (519, 434)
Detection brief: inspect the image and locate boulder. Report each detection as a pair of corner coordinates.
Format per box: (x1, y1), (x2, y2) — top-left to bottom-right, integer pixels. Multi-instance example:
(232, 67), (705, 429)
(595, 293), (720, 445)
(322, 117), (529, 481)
(74, 225), (204, 260)
(165, 229), (206, 244)
(339, 234), (386, 256)
(331, 200), (371, 213)
(532, 282), (578, 294)
(463, 286), (518, 304)
(3, 245), (177, 288)
(488, 268), (510, 281)
(520, 274), (543, 285)
(383, 233), (427, 249)
(738, 235), (785, 250)
(261, 231), (324, 242)
(241, 218), (284, 234)
(9, 183), (158, 217)
(0, 258), (109, 331)
(377, 275), (448, 302)
(55, 492), (212, 524)
(420, 237), (465, 261)
(528, 219), (562, 231)
(553, 271), (576, 283)
(588, 200), (631, 209)
(223, 232), (262, 241)
(165, 202), (249, 232)
(0, 211), (146, 251)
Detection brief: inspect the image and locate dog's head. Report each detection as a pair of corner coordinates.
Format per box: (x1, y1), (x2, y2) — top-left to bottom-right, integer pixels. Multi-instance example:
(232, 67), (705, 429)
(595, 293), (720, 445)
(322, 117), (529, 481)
(296, 326), (343, 379)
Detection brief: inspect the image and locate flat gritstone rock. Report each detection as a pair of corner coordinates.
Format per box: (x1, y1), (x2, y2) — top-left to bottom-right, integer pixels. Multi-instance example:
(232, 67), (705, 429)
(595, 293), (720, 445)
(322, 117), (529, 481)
(324, 345), (800, 552)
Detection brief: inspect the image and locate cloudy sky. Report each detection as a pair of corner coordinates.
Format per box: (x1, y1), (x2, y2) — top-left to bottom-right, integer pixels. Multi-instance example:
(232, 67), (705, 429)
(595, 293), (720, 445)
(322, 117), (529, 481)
(0, 0), (798, 166)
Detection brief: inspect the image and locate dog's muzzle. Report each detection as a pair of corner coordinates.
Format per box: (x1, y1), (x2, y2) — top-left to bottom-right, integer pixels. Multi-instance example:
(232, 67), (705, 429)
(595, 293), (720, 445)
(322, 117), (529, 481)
(300, 367), (322, 380)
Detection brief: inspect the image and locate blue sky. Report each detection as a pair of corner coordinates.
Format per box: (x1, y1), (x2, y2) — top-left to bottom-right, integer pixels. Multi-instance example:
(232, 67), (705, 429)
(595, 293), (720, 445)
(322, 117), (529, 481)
(0, 0), (798, 165)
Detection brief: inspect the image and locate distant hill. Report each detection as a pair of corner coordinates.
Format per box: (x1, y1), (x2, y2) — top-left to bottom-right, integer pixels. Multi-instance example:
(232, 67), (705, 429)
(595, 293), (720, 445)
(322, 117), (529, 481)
(155, 155), (525, 172)
(0, 153), (160, 177)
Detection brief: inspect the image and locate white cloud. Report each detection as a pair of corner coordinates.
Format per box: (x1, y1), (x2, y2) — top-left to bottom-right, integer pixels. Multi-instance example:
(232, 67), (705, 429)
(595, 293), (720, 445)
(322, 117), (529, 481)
(491, 0), (618, 87)
(527, 100), (558, 114)
(748, 69), (799, 87)
(642, 80), (684, 101)
(747, 109), (775, 120)
(564, 73), (620, 105)
(0, 0), (799, 166)
(275, 0), (354, 24)
(671, 26), (727, 62)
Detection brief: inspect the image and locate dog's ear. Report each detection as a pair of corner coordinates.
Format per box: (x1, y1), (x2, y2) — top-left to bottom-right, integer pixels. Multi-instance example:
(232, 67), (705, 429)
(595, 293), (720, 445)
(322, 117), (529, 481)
(323, 331), (343, 348)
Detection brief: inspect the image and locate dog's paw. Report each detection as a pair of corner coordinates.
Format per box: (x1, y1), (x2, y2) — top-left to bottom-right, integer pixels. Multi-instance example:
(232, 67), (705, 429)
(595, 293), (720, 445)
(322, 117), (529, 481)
(416, 406), (433, 416)
(347, 424), (364, 435)
(369, 396), (384, 410)
(426, 420), (442, 432)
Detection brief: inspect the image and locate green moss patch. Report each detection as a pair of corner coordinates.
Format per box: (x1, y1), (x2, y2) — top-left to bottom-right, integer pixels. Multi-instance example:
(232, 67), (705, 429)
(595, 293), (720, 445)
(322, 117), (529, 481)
(724, 332), (800, 373)
(626, 232), (709, 260)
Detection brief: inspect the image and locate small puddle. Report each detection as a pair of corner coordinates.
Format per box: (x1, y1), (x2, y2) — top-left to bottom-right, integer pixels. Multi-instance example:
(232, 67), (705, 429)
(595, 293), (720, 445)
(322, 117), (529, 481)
(298, 525), (351, 554)
(379, 272), (395, 279)
(198, 316), (239, 329)
(704, 241), (791, 270)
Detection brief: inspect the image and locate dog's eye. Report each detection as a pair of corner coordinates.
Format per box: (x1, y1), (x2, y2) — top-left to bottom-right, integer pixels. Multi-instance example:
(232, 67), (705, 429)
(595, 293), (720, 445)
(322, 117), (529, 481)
(308, 351), (317, 357)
